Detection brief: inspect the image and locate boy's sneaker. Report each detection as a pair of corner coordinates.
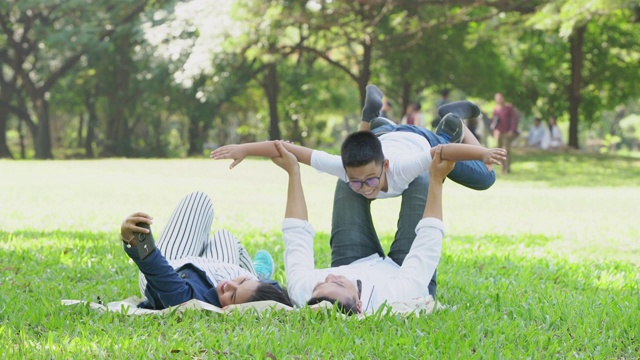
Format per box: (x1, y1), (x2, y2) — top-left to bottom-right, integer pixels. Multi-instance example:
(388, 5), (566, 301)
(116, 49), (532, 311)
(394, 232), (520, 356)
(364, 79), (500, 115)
(435, 113), (465, 143)
(437, 100), (480, 120)
(253, 250), (275, 281)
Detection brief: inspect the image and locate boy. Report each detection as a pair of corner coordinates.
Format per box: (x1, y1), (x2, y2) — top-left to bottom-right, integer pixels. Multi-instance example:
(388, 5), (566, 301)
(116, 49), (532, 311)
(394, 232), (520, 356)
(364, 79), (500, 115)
(210, 85), (505, 193)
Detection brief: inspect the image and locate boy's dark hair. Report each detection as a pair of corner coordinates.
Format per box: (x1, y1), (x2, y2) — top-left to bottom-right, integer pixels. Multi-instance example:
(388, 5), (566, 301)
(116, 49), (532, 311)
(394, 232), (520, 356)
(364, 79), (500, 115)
(248, 282), (293, 307)
(307, 296), (359, 316)
(412, 102), (422, 111)
(441, 89), (450, 97)
(341, 131), (384, 168)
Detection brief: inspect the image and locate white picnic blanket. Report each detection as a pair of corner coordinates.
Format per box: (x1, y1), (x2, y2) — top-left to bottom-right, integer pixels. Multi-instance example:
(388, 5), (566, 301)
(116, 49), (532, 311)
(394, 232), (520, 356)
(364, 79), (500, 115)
(62, 295), (446, 318)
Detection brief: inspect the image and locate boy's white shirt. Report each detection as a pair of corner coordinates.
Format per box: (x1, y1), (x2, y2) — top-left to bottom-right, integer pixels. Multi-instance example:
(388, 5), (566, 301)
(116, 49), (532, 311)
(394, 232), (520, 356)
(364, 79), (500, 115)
(310, 131), (432, 198)
(282, 217), (444, 313)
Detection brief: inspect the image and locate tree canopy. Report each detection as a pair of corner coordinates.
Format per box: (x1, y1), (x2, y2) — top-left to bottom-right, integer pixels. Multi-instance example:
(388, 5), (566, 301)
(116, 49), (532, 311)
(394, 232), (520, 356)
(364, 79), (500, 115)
(1, 0), (639, 158)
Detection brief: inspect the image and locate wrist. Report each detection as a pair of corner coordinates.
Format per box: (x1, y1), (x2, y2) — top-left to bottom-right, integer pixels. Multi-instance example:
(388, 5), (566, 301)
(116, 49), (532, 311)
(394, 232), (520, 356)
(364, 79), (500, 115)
(121, 234), (137, 248)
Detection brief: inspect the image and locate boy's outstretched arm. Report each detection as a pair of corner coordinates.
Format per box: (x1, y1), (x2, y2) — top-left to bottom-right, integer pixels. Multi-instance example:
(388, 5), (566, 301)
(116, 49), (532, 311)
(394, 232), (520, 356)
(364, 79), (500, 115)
(430, 143), (507, 168)
(271, 141), (308, 221)
(210, 141), (313, 169)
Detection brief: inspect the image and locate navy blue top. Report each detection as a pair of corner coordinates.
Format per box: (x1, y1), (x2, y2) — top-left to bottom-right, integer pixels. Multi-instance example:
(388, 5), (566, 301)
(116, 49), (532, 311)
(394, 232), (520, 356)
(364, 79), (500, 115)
(124, 244), (221, 309)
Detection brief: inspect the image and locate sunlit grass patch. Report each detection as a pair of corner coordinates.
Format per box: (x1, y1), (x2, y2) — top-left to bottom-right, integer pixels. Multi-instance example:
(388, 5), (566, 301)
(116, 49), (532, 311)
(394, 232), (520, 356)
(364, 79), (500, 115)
(1, 156), (639, 357)
(2, 227), (639, 358)
(507, 148), (640, 187)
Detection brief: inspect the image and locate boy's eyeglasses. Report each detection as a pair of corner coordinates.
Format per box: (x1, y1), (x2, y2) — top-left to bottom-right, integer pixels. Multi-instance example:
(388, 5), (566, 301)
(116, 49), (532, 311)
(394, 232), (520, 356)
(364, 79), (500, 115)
(356, 279), (362, 299)
(348, 167), (384, 191)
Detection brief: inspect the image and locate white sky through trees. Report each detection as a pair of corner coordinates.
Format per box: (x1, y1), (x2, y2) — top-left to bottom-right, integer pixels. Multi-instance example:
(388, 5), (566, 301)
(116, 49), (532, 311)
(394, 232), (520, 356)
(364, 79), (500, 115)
(142, 0), (243, 88)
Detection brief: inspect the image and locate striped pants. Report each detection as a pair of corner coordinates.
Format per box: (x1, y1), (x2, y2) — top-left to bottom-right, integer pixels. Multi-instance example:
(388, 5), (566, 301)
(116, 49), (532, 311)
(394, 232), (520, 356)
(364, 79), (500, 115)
(137, 191), (256, 295)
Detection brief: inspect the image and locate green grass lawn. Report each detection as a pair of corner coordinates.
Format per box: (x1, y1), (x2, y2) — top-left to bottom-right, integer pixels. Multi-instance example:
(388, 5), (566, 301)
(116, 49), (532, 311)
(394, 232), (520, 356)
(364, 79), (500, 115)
(1, 150), (639, 358)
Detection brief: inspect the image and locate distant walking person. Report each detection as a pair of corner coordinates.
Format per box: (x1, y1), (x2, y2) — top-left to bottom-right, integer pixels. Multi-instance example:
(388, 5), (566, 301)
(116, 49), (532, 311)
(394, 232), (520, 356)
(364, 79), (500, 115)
(491, 93), (518, 174)
(402, 102), (424, 127)
(431, 89), (451, 130)
(380, 99), (394, 121)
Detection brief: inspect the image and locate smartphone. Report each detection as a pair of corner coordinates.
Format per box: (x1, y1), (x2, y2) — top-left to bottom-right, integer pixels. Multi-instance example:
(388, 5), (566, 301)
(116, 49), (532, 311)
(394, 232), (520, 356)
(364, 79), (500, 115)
(135, 222), (157, 260)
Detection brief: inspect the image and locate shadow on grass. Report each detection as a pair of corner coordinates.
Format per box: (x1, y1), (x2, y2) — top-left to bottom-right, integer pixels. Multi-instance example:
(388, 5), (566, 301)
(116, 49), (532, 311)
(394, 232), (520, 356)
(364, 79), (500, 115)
(506, 148), (640, 187)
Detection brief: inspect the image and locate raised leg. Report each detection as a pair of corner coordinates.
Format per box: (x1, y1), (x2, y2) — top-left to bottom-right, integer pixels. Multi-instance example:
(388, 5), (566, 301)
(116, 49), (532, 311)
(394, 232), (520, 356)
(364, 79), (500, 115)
(203, 229), (257, 276)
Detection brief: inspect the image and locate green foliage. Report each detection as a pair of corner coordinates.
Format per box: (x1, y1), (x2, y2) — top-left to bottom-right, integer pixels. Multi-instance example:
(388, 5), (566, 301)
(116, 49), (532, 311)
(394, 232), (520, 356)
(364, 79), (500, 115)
(2, 0), (640, 158)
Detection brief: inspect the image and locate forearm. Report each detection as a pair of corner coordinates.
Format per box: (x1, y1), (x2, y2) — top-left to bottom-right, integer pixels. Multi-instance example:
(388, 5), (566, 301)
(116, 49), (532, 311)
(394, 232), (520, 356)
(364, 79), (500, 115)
(285, 171), (308, 220)
(433, 144), (484, 162)
(423, 176), (443, 220)
(241, 142), (312, 165)
(124, 245), (193, 305)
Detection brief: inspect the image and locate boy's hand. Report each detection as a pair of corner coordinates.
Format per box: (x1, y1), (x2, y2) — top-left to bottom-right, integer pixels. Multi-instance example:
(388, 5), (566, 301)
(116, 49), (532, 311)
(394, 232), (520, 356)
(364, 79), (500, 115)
(121, 212), (153, 247)
(210, 145), (246, 169)
(482, 148), (507, 167)
(271, 140), (300, 175)
(430, 145), (455, 182)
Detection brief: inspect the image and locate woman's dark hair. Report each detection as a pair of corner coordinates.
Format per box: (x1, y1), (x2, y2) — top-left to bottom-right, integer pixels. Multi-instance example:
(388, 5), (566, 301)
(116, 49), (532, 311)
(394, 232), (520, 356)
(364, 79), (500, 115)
(248, 281), (293, 307)
(341, 131), (384, 168)
(307, 296), (359, 316)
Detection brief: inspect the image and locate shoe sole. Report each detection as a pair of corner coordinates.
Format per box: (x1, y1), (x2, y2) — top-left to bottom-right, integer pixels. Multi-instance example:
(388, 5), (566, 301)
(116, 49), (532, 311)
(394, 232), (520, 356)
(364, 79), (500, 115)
(436, 114), (464, 143)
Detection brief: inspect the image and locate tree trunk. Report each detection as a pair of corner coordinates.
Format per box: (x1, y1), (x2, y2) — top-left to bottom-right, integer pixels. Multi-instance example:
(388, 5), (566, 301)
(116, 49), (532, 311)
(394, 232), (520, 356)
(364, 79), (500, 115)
(0, 111), (13, 159)
(84, 93), (97, 158)
(34, 97), (53, 159)
(104, 33), (133, 157)
(17, 118), (26, 159)
(400, 81), (412, 120)
(568, 24), (586, 149)
(358, 40), (373, 107)
(264, 62), (281, 140)
(77, 113), (84, 148)
(187, 118), (203, 156)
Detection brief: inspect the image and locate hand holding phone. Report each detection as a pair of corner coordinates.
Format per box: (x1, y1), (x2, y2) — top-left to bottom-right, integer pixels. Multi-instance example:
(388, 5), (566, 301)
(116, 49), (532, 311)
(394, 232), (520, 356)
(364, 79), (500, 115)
(135, 222), (157, 260)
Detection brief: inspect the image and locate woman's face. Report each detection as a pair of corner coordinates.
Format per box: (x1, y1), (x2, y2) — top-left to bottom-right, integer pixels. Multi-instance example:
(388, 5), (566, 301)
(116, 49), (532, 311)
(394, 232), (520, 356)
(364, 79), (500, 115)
(216, 275), (260, 307)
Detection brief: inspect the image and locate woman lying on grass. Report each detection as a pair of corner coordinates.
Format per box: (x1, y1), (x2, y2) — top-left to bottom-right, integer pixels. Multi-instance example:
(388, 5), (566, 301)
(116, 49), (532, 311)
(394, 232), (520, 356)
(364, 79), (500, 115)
(120, 191), (292, 310)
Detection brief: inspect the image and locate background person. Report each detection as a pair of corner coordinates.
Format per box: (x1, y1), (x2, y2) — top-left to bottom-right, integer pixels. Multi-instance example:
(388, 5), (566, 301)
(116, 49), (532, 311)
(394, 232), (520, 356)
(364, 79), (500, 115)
(431, 89), (451, 130)
(401, 102), (424, 127)
(527, 117), (546, 148)
(541, 116), (567, 150)
(491, 92), (519, 173)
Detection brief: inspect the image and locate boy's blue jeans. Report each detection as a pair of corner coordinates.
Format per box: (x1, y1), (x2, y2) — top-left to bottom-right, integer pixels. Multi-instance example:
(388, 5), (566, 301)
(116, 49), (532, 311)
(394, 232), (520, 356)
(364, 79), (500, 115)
(372, 123), (496, 190)
(330, 172), (437, 298)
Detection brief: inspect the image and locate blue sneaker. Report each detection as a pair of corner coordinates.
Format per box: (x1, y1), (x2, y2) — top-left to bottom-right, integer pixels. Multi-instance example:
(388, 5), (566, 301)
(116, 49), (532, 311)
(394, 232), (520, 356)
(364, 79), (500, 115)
(435, 113), (465, 143)
(253, 250), (275, 281)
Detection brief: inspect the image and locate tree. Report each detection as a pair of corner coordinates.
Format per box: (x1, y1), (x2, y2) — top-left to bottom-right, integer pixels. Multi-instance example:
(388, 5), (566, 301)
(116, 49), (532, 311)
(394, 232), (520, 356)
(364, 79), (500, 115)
(527, 0), (640, 148)
(0, 0), (153, 158)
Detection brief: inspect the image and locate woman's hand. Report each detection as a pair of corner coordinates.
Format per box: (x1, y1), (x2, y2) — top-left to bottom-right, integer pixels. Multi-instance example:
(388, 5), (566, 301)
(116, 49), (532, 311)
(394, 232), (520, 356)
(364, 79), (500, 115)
(210, 145), (247, 169)
(121, 212), (153, 247)
(271, 140), (300, 175)
(429, 145), (455, 181)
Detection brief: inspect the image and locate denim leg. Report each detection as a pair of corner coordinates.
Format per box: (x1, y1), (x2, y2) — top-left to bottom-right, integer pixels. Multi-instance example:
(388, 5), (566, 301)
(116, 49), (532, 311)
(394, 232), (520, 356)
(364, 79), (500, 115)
(422, 131), (496, 190)
(386, 172), (437, 298)
(330, 179), (384, 267)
